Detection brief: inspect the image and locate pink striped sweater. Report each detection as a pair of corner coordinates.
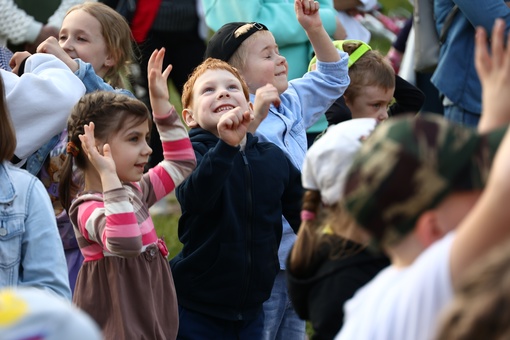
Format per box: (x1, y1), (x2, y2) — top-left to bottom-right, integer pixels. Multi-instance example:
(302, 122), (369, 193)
(69, 108), (196, 261)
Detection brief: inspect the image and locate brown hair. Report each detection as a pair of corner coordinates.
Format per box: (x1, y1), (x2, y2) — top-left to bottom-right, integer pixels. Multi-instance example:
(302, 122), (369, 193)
(0, 74), (16, 161)
(289, 190), (364, 276)
(342, 41), (395, 101)
(59, 91), (150, 212)
(435, 239), (510, 340)
(181, 57), (250, 110)
(65, 2), (135, 89)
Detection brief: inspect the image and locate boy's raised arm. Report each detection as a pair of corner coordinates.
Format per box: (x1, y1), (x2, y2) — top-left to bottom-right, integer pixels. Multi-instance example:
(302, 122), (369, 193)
(451, 19), (510, 289)
(295, 0), (340, 63)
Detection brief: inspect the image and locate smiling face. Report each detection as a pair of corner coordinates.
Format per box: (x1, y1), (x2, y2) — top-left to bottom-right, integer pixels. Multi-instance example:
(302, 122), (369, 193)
(183, 68), (252, 135)
(237, 31), (288, 94)
(59, 9), (113, 78)
(345, 85), (395, 123)
(106, 117), (152, 183)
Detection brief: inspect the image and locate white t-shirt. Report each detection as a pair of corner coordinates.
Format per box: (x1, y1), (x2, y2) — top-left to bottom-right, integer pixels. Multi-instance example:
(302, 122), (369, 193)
(335, 232), (455, 340)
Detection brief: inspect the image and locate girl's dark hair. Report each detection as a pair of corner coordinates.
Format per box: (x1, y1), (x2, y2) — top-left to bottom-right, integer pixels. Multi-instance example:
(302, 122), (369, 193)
(59, 91), (150, 212)
(0, 74), (16, 161)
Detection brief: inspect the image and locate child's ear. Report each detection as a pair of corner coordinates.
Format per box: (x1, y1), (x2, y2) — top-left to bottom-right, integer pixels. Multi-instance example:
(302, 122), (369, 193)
(104, 54), (115, 68)
(344, 94), (353, 107)
(415, 211), (444, 248)
(182, 109), (198, 128)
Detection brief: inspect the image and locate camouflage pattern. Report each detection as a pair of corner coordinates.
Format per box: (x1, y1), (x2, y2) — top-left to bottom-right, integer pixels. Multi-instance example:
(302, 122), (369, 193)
(342, 114), (506, 247)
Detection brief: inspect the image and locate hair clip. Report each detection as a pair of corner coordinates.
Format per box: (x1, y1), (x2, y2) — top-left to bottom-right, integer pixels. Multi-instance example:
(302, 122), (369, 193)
(300, 210), (316, 221)
(66, 141), (80, 157)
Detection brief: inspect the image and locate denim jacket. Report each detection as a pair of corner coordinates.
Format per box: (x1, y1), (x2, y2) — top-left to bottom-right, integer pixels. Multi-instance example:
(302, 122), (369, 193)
(0, 162), (71, 300)
(432, 0), (510, 114)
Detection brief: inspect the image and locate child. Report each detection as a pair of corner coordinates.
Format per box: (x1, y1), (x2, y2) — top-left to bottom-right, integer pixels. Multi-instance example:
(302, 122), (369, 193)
(170, 57), (303, 339)
(287, 118), (390, 340)
(335, 19), (510, 340)
(11, 1), (138, 293)
(35, 1), (134, 94)
(310, 40), (424, 126)
(58, 48), (196, 339)
(0, 73), (71, 300)
(204, 1), (350, 336)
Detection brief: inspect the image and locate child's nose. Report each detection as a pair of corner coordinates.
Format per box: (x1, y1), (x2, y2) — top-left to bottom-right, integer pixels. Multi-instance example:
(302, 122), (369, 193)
(217, 89), (230, 99)
(60, 38), (72, 51)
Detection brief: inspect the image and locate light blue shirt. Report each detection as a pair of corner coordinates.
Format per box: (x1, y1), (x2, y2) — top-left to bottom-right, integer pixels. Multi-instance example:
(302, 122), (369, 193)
(432, 0), (510, 115)
(0, 162), (71, 300)
(252, 52), (350, 267)
(74, 58), (134, 97)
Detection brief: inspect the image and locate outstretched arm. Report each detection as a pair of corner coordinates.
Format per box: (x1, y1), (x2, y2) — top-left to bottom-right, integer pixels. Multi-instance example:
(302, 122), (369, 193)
(476, 19), (510, 133)
(295, 0), (340, 64)
(450, 19), (510, 289)
(144, 48), (196, 202)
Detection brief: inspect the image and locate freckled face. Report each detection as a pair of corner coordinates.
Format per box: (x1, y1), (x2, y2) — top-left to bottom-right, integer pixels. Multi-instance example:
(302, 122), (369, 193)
(346, 85), (395, 123)
(184, 69), (250, 135)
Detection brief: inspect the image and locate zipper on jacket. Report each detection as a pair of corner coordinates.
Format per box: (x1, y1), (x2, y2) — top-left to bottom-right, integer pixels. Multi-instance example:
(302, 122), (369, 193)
(238, 150), (253, 319)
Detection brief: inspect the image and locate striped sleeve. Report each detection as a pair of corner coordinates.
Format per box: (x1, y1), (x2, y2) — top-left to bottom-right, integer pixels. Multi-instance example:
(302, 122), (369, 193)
(142, 107), (196, 203)
(78, 188), (143, 258)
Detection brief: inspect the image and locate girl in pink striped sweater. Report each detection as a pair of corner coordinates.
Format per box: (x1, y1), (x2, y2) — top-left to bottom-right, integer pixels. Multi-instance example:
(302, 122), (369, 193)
(58, 48), (196, 340)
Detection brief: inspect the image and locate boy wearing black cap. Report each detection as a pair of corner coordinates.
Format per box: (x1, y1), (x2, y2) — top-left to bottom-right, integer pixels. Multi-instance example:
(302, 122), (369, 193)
(335, 19), (510, 340)
(205, 1), (350, 337)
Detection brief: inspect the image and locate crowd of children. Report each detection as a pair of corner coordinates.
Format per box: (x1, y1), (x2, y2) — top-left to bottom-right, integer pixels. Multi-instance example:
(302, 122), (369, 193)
(1, 0), (510, 339)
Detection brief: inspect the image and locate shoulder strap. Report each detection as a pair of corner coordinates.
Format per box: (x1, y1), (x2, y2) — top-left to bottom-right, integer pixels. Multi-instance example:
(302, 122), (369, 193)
(439, 4), (460, 45)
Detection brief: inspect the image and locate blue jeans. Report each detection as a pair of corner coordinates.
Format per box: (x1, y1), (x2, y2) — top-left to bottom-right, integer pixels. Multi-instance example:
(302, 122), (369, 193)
(177, 305), (264, 340)
(261, 271), (306, 340)
(444, 103), (480, 128)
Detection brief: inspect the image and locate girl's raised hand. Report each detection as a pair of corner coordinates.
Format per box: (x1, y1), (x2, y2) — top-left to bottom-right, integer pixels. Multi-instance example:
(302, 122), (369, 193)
(79, 122), (117, 176)
(148, 48), (173, 119)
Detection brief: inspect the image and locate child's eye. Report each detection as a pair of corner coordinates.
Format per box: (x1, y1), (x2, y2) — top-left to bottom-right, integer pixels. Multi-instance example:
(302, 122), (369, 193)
(58, 35), (67, 41)
(228, 84), (239, 90)
(77, 36), (87, 42)
(202, 87), (214, 94)
(373, 104), (381, 109)
(129, 136), (139, 142)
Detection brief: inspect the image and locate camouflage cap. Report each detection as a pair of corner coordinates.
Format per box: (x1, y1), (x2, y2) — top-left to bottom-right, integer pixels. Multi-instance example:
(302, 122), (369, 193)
(342, 114), (506, 247)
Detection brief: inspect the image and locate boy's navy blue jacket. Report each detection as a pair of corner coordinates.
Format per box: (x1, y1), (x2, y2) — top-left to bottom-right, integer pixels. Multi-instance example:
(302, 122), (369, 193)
(171, 128), (303, 321)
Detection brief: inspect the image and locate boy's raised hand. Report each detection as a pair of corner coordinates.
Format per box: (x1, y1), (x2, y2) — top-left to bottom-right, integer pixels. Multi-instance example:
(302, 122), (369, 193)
(295, 0), (322, 32)
(476, 19), (510, 133)
(249, 84), (281, 133)
(148, 48), (174, 119)
(217, 107), (254, 147)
